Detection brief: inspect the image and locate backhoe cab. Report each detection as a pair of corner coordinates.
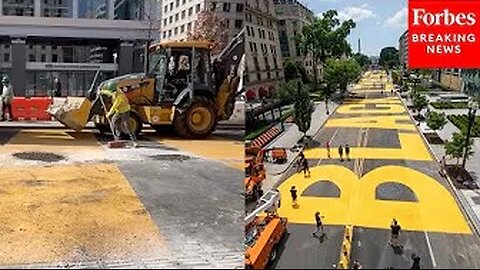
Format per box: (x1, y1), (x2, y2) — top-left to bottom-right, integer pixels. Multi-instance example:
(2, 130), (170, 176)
(49, 30), (244, 139)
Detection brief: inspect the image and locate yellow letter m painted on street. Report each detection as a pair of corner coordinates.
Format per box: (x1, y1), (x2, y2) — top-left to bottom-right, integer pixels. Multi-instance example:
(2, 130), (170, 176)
(277, 165), (471, 234)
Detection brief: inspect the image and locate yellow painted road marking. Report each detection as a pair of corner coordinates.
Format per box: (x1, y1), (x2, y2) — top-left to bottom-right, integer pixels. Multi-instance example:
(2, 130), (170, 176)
(278, 165), (470, 234)
(147, 135), (243, 170)
(325, 115), (415, 130)
(337, 104), (406, 114)
(304, 133), (432, 161)
(0, 129), (104, 158)
(0, 163), (164, 265)
(344, 97), (401, 104)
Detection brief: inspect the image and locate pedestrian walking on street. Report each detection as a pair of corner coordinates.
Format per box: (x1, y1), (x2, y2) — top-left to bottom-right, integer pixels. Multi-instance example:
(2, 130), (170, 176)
(1, 75), (14, 122)
(290, 186), (298, 207)
(326, 141), (331, 159)
(302, 157), (310, 178)
(101, 82), (138, 148)
(389, 218), (402, 247)
(54, 77), (62, 97)
(345, 144), (350, 161)
(411, 253), (421, 269)
(338, 145), (344, 161)
(351, 260), (362, 269)
(312, 211), (325, 237)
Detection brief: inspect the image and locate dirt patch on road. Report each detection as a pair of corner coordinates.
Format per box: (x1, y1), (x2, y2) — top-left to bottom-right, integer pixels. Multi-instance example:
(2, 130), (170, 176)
(13, 152), (65, 162)
(148, 154), (194, 162)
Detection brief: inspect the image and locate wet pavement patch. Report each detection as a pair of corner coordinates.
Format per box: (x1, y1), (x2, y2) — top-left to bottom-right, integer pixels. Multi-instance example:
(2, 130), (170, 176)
(12, 152), (65, 162)
(148, 154), (194, 162)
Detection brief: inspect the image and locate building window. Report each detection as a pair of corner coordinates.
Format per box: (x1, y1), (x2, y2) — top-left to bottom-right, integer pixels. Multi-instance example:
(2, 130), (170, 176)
(236, 3), (244, 12)
(234, 19), (243, 29)
(224, 19), (230, 28)
(176, 0), (180, 7)
(209, 2), (217, 11)
(52, 54), (58, 62)
(253, 57), (259, 71)
(188, 7), (193, 16)
(181, 24), (185, 33)
(267, 72), (271, 79)
(164, 18), (168, 26)
(2, 0), (34, 16)
(163, 31), (167, 39)
(223, 3), (231, 12)
(169, 16), (173, 23)
(246, 25), (250, 36)
(170, 2), (174, 11)
(175, 13), (179, 21)
(257, 17), (263, 26)
(29, 54), (35, 62)
(279, 20), (285, 26)
(174, 27), (178, 35)
(181, 10), (185, 19)
(257, 73), (261, 81)
(183, 0), (186, 4)
(164, 5), (168, 13)
(251, 26), (255, 37)
(258, 28), (262, 38)
(249, 42), (254, 52)
(168, 29), (172, 37)
(3, 53), (10, 62)
(187, 22), (192, 31)
(41, 54), (46, 62)
(196, 3), (201, 12)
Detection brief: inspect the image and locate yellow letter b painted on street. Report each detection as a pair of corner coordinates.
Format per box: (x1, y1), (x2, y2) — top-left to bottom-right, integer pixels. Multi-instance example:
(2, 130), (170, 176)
(277, 165), (471, 234)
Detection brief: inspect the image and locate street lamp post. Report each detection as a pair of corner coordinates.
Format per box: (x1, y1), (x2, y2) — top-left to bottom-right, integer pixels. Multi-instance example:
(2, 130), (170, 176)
(462, 99), (479, 168)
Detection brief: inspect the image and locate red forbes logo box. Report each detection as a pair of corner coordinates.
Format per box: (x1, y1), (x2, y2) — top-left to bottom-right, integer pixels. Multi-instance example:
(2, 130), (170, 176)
(408, 0), (480, 68)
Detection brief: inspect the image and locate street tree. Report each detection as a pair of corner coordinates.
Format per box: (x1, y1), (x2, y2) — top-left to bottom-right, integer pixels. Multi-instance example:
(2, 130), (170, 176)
(278, 80), (314, 138)
(186, 7), (228, 54)
(379, 47), (399, 70)
(141, 0), (161, 72)
(426, 111), (447, 130)
(297, 10), (356, 89)
(353, 53), (371, 70)
(412, 94), (429, 117)
(324, 58), (362, 98)
(283, 61), (310, 83)
(445, 132), (474, 165)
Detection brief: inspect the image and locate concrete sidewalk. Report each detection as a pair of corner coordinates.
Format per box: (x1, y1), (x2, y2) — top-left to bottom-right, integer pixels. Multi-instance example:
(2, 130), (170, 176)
(402, 95), (480, 234)
(262, 100), (340, 191)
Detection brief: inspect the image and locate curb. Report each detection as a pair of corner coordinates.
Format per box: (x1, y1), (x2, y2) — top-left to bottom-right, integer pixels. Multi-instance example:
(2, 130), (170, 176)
(399, 94), (480, 236)
(269, 101), (342, 176)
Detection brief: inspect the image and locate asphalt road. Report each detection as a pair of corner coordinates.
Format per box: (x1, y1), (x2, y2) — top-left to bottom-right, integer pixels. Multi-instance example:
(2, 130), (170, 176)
(272, 72), (480, 269)
(0, 126), (243, 268)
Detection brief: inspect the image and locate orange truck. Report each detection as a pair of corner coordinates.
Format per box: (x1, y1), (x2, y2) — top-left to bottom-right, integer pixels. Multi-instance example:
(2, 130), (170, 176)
(245, 190), (288, 269)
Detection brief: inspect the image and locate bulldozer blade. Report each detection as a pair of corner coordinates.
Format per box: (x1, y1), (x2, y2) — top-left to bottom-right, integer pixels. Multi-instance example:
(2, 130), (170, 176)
(47, 98), (93, 132)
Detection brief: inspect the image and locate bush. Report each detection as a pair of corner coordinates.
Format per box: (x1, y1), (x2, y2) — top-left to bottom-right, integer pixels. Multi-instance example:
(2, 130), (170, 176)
(447, 114), (480, 137)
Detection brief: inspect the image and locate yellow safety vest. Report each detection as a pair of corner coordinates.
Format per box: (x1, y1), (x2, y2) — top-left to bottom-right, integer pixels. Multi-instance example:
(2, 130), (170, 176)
(107, 91), (130, 117)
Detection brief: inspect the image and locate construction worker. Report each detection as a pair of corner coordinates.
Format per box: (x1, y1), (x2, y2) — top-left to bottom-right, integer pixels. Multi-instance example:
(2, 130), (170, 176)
(102, 83), (138, 147)
(411, 253), (421, 269)
(1, 75), (14, 121)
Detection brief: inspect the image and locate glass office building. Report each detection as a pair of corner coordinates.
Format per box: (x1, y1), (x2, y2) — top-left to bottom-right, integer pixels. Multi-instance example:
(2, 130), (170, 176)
(0, 0), (158, 97)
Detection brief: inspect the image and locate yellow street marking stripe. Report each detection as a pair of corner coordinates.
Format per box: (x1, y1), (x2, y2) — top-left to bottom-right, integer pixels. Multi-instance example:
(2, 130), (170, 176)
(278, 165), (470, 234)
(0, 163), (165, 265)
(304, 133), (432, 161)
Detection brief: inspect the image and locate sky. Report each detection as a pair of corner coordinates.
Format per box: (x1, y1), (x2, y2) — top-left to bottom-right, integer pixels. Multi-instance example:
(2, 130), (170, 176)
(299, 0), (408, 56)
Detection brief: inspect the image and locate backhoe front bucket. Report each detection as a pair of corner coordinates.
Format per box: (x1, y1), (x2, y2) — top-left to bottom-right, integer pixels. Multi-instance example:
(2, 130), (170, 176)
(47, 98), (93, 132)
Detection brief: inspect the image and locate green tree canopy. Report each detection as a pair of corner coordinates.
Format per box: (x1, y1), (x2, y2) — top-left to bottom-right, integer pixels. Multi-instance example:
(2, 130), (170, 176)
(379, 47), (399, 70)
(426, 111), (447, 130)
(445, 132), (474, 165)
(324, 58), (362, 97)
(353, 53), (371, 69)
(284, 60), (310, 83)
(412, 94), (429, 116)
(278, 80), (314, 136)
(297, 10), (356, 88)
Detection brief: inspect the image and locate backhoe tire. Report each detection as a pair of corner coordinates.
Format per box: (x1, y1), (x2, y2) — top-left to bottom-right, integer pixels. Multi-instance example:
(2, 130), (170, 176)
(173, 96), (217, 139)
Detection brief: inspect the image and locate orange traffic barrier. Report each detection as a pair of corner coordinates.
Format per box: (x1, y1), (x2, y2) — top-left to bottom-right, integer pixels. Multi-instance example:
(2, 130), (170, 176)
(12, 97), (53, 121)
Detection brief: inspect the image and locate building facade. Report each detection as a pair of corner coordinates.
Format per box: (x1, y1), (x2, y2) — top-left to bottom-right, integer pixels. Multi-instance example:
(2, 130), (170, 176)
(159, 0), (245, 43)
(273, 0), (314, 75)
(0, 0), (158, 97)
(245, 0), (283, 101)
(398, 30), (408, 74)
